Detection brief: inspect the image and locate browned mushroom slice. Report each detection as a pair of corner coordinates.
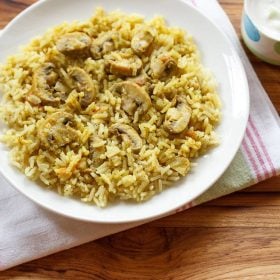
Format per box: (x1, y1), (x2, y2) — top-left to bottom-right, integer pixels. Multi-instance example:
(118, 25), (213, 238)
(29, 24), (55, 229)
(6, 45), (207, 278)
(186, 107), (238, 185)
(110, 123), (142, 151)
(68, 67), (96, 108)
(38, 111), (78, 149)
(150, 52), (177, 79)
(105, 51), (142, 77)
(164, 96), (192, 134)
(56, 32), (91, 55)
(128, 72), (151, 86)
(117, 81), (151, 116)
(91, 32), (116, 59)
(31, 63), (60, 105)
(131, 27), (155, 54)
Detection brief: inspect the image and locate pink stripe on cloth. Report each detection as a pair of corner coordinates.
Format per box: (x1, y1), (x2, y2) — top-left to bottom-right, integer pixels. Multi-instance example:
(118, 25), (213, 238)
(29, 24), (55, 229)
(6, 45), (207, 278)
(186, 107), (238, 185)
(241, 136), (263, 182)
(174, 201), (196, 214)
(246, 123), (270, 179)
(248, 116), (277, 177)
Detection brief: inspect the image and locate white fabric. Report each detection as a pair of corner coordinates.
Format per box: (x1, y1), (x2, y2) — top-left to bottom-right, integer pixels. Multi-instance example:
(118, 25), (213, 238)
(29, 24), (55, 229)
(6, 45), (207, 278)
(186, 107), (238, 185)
(0, 0), (279, 270)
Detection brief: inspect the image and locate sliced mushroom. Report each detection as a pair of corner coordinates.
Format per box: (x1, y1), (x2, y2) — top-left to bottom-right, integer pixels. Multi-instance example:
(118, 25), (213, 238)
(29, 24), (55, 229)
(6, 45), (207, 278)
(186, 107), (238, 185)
(164, 96), (192, 134)
(128, 72), (151, 87)
(54, 80), (70, 100)
(105, 51), (142, 77)
(53, 81), (70, 102)
(150, 52), (177, 79)
(91, 32), (116, 59)
(169, 157), (190, 176)
(68, 67), (96, 108)
(131, 27), (155, 54)
(110, 123), (142, 151)
(38, 111), (78, 149)
(56, 32), (91, 56)
(116, 81), (151, 116)
(31, 63), (60, 105)
(54, 81), (69, 93)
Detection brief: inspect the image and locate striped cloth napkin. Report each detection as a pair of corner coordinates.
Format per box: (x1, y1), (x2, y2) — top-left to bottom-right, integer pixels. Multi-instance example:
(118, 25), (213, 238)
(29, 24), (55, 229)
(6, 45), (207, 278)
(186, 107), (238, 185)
(0, 0), (279, 271)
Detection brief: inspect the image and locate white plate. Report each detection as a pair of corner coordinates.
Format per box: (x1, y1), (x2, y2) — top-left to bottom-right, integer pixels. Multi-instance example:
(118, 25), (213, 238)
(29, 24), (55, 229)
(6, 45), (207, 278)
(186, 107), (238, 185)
(0, 0), (249, 223)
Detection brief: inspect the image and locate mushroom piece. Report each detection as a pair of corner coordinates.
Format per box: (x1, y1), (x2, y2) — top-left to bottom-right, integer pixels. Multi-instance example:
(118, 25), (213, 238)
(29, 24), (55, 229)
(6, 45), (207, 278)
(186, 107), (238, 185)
(56, 32), (91, 55)
(150, 52), (177, 79)
(105, 51), (142, 77)
(117, 81), (151, 116)
(169, 157), (190, 176)
(128, 72), (151, 87)
(91, 32), (116, 59)
(54, 81), (68, 93)
(110, 123), (142, 151)
(131, 27), (155, 54)
(68, 67), (96, 108)
(53, 81), (70, 102)
(31, 62), (60, 105)
(38, 111), (78, 149)
(164, 96), (192, 134)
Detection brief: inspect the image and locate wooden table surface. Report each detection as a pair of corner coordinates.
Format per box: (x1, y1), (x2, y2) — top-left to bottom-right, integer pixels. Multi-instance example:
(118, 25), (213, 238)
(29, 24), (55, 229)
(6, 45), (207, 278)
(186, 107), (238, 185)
(0, 1), (279, 279)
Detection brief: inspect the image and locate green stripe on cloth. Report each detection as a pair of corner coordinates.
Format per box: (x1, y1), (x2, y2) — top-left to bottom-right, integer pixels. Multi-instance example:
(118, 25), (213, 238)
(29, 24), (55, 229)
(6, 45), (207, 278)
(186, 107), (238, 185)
(194, 150), (254, 205)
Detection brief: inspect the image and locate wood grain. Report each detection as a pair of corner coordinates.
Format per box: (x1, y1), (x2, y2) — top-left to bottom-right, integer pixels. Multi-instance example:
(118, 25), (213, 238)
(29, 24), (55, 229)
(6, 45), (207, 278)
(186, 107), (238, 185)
(0, 0), (280, 279)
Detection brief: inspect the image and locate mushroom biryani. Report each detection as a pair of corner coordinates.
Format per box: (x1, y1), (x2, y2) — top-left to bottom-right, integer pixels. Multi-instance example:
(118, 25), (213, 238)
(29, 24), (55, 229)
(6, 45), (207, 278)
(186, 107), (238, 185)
(0, 8), (221, 207)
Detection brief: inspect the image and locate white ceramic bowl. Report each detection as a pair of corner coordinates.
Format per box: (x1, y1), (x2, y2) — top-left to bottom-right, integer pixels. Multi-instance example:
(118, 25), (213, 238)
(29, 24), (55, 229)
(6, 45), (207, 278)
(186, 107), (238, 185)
(242, 0), (280, 65)
(0, 0), (249, 223)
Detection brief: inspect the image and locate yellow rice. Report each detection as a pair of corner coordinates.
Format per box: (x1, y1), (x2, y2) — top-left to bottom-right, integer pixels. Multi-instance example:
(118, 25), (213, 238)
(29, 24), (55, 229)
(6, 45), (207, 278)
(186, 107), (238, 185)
(0, 8), (221, 207)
